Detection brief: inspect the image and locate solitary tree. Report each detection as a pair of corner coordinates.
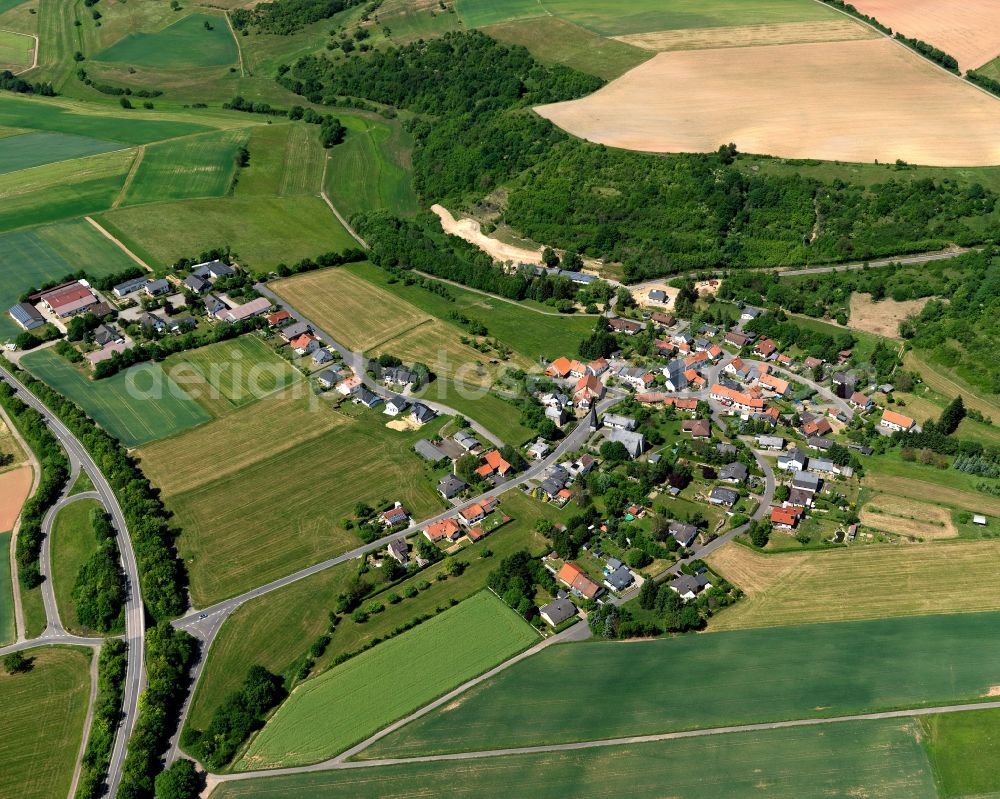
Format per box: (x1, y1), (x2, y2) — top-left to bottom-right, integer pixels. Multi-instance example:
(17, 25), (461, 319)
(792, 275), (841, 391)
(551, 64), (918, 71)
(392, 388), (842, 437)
(3, 652), (31, 674)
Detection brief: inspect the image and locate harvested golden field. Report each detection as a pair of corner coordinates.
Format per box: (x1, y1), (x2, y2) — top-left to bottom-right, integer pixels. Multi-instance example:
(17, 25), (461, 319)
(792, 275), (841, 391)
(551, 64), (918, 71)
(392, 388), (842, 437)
(860, 493), (957, 540)
(865, 473), (1000, 517)
(0, 466), (32, 533)
(851, 0), (1000, 69)
(136, 393), (346, 496)
(536, 38), (1000, 167)
(272, 269), (431, 352)
(614, 20), (875, 51)
(848, 292), (927, 338)
(708, 540), (1000, 630)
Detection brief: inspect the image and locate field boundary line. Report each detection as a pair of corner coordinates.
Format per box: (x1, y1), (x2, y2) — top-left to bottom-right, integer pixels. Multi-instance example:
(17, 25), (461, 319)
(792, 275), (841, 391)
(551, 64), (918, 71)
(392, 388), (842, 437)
(224, 12), (245, 77)
(412, 270), (602, 317)
(363, 317), (435, 354)
(208, 698), (1000, 786)
(1, 28), (38, 75)
(112, 145), (145, 209)
(84, 216), (153, 272)
(319, 152), (369, 249)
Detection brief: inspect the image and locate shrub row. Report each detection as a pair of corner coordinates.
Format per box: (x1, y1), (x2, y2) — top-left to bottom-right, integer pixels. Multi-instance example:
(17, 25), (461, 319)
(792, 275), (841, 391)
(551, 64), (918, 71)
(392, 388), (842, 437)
(0, 382), (69, 588)
(75, 639), (128, 799)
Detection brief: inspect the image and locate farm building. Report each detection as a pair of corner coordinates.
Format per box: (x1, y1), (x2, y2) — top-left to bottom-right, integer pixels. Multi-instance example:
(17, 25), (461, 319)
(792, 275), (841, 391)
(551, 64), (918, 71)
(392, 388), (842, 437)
(8, 302), (45, 331)
(41, 284), (98, 318)
(219, 297), (271, 324)
(880, 410), (916, 433)
(112, 276), (148, 298)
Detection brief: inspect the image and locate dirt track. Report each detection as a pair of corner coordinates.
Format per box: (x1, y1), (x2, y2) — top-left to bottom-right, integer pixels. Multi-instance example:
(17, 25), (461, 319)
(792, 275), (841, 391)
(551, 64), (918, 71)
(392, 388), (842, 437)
(536, 38), (1000, 167)
(615, 19), (874, 51)
(432, 204), (543, 264)
(850, 0), (1000, 70)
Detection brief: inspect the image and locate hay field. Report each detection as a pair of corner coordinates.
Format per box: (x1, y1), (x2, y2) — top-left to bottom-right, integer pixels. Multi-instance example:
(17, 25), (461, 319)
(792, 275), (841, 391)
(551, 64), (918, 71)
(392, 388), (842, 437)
(904, 350), (1000, 422)
(0, 646), (91, 799)
(0, 131), (124, 175)
(0, 28), (32, 67)
(921, 708), (1000, 799)
(0, 466), (32, 533)
(536, 38), (1000, 167)
(136, 393), (344, 496)
(119, 128), (248, 206)
(213, 720), (936, 799)
(235, 123), (325, 197)
(92, 12), (238, 69)
(50, 498), (107, 636)
(848, 292), (927, 338)
(21, 349), (212, 447)
(236, 592), (536, 770)
(615, 19), (874, 51)
(365, 611), (1000, 758)
(272, 268), (432, 352)
(0, 533), (13, 644)
(162, 407), (446, 606)
(706, 540), (1000, 630)
(860, 493), (957, 540)
(865, 472), (1000, 517)
(851, 0), (1000, 70)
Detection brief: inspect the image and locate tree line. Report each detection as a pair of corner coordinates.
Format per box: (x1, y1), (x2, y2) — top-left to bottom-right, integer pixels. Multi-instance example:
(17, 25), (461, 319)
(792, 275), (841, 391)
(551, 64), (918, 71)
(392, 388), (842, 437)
(75, 639), (127, 799)
(72, 507), (126, 633)
(0, 382), (69, 589)
(230, 0), (364, 34)
(13, 367), (189, 621)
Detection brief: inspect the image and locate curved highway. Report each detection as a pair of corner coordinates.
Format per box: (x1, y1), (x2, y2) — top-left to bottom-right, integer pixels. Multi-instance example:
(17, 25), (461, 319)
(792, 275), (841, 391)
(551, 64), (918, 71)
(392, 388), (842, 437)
(0, 365), (145, 797)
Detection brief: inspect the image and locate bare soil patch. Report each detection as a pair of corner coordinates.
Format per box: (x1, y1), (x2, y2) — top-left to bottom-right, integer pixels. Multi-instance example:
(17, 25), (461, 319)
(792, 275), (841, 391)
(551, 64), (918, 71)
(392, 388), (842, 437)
(536, 38), (1000, 167)
(386, 417), (420, 432)
(433, 204), (543, 265)
(848, 292), (929, 338)
(851, 0), (1000, 69)
(861, 493), (957, 540)
(0, 466), (32, 532)
(615, 20), (875, 51)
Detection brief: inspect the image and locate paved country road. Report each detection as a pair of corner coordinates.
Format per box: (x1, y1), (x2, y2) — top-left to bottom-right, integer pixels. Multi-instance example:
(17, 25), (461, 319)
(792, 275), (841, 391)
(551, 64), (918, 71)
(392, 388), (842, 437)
(0, 364), (144, 798)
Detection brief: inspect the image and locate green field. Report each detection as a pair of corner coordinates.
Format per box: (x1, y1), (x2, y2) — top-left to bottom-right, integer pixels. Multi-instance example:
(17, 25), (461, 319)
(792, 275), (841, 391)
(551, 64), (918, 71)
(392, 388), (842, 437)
(0, 219), (140, 339)
(21, 349), (212, 447)
(213, 718), (936, 799)
(185, 490), (557, 730)
(482, 17), (652, 79)
(0, 532), (13, 645)
(120, 129), (249, 206)
(921, 708), (1000, 798)
(457, 0), (839, 35)
(93, 12), (238, 69)
(0, 94), (212, 144)
(236, 591), (537, 770)
(50, 498), (105, 637)
(0, 131), (125, 175)
(138, 396), (448, 605)
(0, 148), (134, 232)
(0, 28), (32, 66)
(324, 115), (419, 218)
(96, 195), (357, 272)
(416, 381), (533, 445)
(21, 584), (44, 638)
(0, 0), (29, 16)
(163, 336), (300, 417)
(366, 611), (1000, 758)
(0, 646), (91, 799)
(235, 123), (325, 198)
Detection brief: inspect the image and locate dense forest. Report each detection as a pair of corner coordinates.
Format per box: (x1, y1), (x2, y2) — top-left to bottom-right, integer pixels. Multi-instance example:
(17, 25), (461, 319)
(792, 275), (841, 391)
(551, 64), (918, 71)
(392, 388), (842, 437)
(282, 32), (997, 281)
(231, 0), (367, 34)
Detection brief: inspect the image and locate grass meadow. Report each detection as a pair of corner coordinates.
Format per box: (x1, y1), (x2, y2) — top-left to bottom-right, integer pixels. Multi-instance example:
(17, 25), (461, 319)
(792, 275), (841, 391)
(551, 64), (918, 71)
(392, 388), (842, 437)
(921, 708), (1000, 798)
(324, 114), (419, 218)
(50, 498), (106, 637)
(96, 195), (356, 271)
(235, 123), (325, 197)
(21, 583), (44, 638)
(415, 381), (534, 446)
(0, 28), (32, 66)
(139, 399), (448, 606)
(0, 219), (141, 338)
(236, 591), (537, 770)
(0, 646), (91, 799)
(213, 718), (936, 799)
(21, 349), (212, 447)
(92, 12), (238, 69)
(0, 532), (13, 645)
(119, 128), (249, 206)
(0, 94), (211, 144)
(185, 490), (556, 731)
(864, 452), (1000, 518)
(0, 131), (125, 175)
(0, 148), (134, 232)
(706, 540), (1000, 630)
(365, 611), (1000, 758)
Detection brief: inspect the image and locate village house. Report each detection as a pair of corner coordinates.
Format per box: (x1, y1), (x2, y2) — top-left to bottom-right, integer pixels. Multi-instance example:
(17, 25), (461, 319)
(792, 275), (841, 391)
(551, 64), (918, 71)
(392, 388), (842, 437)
(849, 391), (873, 411)
(383, 365), (416, 388)
(574, 374), (605, 407)
(754, 338), (777, 359)
(354, 387), (383, 409)
(663, 360), (689, 392)
(437, 474), (467, 499)
(144, 278), (171, 297)
(670, 572), (712, 601)
(386, 538), (410, 565)
(880, 409), (916, 433)
(800, 414), (833, 438)
(380, 503), (410, 528)
(477, 450), (512, 479)
(757, 434), (785, 450)
(539, 597), (577, 627)
(710, 384), (766, 415)
(771, 506), (802, 530)
(609, 317), (644, 335)
(719, 462), (748, 484)
(411, 403), (436, 426)
(682, 418), (711, 439)
(291, 333), (320, 355)
(725, 331), (751, 348)
(587, 358), (610, 377)
(112, 276), (149, 298)
(556, 562), (604, 600)
(219, 297), (271, 323)
(93, 324), (124, 347)
(424, 517), (462, 543)
(384, 397), (409, 417)
(778, 448), (808, 472)
(337, 375), (363, 395)
(316, 368), (342, 389)
(606, 428), (646, 459)
(527, 439), (550, 460)
(618, 367), (656, 391)
(313, 348), (334, 365)
(650, 312), (676, 328)
(280, 320), (312, 341)
(454, 430), (480, 452)
(669, 521), (698, 547)
(604, 564), (635, 593)
(183, 274), (211, 294)
(266, 310), (292, 328)
(758, 372), (790, 397)
(602, 413), (637, 431)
